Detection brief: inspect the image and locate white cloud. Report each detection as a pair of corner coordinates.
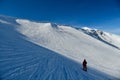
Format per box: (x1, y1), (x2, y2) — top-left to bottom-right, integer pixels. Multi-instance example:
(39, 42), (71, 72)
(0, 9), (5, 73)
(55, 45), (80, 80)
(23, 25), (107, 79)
(0, 19), (10, 24)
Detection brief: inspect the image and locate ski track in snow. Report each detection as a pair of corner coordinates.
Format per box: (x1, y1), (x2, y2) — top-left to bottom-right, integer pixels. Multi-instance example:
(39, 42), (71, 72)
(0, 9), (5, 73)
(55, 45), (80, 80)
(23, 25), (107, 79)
(16, 19), (120, 78)
(0, 15), (120, 80)
(0, 41), (113, 80)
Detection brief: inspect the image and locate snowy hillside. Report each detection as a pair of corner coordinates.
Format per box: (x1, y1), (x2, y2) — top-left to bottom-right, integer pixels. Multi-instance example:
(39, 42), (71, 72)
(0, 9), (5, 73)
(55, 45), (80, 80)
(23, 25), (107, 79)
(81, 27), (120, 49)
(0, 15), (120, 80)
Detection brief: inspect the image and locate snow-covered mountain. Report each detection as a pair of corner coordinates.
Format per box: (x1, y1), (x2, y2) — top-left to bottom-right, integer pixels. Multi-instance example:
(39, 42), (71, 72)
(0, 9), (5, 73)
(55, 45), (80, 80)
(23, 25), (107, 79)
(81, 27), (120, 49)
(0, 15), (120, 80)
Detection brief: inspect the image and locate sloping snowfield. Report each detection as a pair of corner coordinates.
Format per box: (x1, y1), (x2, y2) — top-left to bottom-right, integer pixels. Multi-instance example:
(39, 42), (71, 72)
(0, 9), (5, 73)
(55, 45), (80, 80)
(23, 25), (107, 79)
(81, 27), (120, 49)
(0, 15), (120, 80)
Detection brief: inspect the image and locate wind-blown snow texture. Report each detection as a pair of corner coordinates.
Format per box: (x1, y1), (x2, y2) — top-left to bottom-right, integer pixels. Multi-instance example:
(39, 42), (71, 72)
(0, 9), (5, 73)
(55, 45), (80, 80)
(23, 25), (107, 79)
(0, 15), (120, 80)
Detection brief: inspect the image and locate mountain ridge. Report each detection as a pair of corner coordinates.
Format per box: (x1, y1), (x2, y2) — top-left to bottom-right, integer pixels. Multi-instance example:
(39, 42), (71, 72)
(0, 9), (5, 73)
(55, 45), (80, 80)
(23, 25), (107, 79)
(81, 27), (120, 49)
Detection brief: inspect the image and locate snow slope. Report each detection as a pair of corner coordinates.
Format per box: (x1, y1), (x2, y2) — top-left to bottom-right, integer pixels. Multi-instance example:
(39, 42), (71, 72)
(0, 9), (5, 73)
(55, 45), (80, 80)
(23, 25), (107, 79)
(81, 27), (120, 49)
(0, 15), (120, 80)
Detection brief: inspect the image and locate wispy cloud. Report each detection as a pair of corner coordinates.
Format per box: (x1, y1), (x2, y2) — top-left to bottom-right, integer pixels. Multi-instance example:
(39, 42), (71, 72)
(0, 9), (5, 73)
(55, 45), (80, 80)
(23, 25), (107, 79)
(0, 19), (10, 24)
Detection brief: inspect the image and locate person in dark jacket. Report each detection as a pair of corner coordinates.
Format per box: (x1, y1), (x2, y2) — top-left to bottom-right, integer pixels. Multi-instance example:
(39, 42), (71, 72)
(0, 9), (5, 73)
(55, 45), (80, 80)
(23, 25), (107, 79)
(82, 59), (87, 71)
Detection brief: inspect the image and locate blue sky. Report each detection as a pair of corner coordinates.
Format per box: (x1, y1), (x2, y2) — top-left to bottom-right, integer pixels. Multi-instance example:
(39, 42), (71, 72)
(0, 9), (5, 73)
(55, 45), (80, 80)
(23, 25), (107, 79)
(0, 0), (120, 34)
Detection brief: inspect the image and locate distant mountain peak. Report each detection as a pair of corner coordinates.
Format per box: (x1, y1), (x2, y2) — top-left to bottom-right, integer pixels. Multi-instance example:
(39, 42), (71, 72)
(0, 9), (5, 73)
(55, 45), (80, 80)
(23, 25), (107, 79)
(82, 27), (93, 30)
(81, 27), (120, 49)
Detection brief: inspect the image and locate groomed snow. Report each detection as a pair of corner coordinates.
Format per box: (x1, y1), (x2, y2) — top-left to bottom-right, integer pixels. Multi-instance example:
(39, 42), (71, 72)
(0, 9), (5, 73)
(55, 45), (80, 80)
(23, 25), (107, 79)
(0, 15), (120, 80)
(16, 19), (120, 79)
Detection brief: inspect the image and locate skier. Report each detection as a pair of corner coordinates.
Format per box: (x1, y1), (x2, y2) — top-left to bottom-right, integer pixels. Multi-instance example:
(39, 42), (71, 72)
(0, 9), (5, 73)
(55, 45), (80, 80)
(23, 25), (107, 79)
(82, 59), (87, 71)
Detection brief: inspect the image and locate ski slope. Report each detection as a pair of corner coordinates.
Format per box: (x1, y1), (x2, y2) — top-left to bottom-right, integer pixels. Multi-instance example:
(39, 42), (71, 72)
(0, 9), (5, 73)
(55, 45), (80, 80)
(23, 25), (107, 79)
(0, 15), (120, 80)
